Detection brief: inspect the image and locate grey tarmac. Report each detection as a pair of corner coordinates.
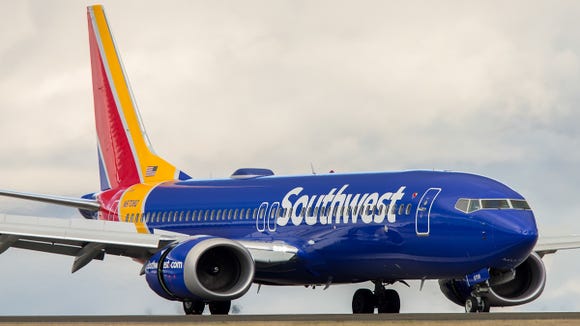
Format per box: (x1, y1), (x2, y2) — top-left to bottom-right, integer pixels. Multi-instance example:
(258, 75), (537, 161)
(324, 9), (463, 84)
(0, 313), (579, 326)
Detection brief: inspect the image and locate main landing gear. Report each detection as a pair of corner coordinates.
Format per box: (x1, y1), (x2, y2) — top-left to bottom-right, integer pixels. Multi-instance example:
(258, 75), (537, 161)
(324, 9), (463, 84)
(183, 300), (231, 315)
(352, 281), (400, 314)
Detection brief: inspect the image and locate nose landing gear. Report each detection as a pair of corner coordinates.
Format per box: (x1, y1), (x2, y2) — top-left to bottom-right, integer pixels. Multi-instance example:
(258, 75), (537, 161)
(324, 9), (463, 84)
(464, 283), (491, 313)
(465, 295), (490, 313)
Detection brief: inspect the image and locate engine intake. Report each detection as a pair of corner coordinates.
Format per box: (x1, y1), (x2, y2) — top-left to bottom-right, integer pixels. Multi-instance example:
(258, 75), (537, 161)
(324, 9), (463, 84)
(145, 237), (255, 301)
(439, 252), (546, 307)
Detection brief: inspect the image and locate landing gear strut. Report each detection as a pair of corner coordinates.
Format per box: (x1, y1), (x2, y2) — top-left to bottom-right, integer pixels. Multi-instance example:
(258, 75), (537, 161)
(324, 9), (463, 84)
(352, 281), (400, 314)
(183, 300), (231, 315)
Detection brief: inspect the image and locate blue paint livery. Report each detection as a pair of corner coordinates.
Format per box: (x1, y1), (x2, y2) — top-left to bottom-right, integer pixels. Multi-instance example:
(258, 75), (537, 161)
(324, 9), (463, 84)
(136, 170), (537, 286)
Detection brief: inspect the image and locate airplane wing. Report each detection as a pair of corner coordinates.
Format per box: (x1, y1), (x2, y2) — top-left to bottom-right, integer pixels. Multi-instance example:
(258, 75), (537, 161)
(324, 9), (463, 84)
(0, 214), (298, 273)
(534, 235), (580, 256)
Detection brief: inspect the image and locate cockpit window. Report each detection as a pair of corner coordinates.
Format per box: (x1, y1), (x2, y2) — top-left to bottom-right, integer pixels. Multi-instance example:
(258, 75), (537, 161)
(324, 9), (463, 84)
(511, 199), (531, 210)
(455, 199), (469, 213)
(454, 198), (531, 213)
(468, 200), (481, 213)
(481, 199), (510, 209)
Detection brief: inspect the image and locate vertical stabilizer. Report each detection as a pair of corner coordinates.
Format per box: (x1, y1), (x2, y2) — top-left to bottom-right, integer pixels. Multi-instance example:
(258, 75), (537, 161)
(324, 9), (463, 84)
(87, 5), (190, 190)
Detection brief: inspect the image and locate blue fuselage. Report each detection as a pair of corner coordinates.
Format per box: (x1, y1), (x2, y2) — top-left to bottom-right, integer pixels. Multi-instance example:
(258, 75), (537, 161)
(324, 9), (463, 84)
(136, 170), (537, 285)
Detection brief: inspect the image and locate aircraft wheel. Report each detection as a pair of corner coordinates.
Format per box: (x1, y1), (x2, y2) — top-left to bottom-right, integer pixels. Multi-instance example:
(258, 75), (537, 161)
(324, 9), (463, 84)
(377, 289), (400, 313)
(183, 300), (205, 315)
(209, 300), (231, 315)
(465, 296), (478, 313)
(352, 289), (375, 314)
(480, 297), (490, 313)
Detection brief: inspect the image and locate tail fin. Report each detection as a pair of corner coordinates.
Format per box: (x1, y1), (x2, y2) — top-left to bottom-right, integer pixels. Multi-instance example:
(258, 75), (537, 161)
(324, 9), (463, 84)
(87, 5), (190, 190)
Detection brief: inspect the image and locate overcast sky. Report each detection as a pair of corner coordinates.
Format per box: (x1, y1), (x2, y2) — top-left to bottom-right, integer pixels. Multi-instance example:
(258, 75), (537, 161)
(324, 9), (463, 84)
(0, 0), (580, 315)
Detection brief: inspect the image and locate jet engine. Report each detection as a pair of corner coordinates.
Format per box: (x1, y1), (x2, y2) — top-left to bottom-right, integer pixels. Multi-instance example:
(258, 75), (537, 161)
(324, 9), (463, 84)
(439, 252), (546, 307)
(145, 237), (255, 301)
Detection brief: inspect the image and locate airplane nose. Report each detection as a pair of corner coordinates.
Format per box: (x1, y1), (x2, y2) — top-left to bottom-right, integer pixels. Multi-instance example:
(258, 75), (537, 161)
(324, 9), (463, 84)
(487, 211), (538, 269)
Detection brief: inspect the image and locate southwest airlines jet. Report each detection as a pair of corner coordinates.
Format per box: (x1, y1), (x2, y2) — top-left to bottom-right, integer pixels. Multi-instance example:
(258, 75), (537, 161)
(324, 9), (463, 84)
(0, 5), (579, 315)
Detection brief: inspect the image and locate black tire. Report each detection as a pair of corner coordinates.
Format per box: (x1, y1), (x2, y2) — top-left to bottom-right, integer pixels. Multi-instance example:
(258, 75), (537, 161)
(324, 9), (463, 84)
(183, 300), (205, 315)
(352, 288), (375, 314)
(377, 289), (400, 313)
(209, 300), (231, 315)
(465, 296), (478, 313)
(480, 297), (490, 313)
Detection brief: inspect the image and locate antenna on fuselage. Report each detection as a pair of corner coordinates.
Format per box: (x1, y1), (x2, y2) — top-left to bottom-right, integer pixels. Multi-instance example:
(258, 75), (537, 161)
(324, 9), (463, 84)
(310, 163), (317, 175)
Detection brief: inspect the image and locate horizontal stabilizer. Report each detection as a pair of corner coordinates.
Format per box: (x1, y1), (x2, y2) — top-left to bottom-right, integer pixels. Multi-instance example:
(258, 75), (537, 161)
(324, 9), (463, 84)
(0, 189), (100, 211)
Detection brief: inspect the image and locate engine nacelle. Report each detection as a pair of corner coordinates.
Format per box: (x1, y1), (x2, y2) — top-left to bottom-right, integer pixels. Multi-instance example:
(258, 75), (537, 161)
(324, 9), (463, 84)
(145, 237), (255, 302)
(439, 252), (546, 307)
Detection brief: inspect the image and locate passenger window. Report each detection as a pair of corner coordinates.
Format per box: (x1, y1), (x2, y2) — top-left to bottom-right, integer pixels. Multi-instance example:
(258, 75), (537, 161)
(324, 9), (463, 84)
(398, 204), (404, 215)
(405, 204), (412, 215)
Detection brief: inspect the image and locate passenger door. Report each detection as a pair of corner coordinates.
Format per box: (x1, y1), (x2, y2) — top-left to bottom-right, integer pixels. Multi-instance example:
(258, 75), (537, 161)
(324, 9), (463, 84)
(415, 188), (441, 236)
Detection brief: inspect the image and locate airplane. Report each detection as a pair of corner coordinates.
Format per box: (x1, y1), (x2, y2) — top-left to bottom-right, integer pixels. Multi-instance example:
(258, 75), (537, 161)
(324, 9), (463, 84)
(0, 4), (579, 315)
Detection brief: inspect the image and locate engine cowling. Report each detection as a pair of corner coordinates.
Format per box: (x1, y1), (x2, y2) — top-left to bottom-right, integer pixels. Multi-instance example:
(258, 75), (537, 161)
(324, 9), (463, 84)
(439, 252), (546, 307)
(145, 237), (255, 302)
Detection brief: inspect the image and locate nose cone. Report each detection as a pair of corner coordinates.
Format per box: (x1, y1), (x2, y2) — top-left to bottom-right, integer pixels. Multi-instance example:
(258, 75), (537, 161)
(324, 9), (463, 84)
(485, 210), (538, 269)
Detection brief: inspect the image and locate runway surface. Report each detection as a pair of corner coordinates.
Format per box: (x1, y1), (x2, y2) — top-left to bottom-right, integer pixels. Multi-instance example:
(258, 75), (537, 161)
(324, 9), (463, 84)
(0, 313), (579, 326)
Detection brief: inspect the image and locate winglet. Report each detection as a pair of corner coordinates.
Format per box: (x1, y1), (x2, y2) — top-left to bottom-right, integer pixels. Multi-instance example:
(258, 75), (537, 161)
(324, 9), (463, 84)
(87, 5), (190, 190)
